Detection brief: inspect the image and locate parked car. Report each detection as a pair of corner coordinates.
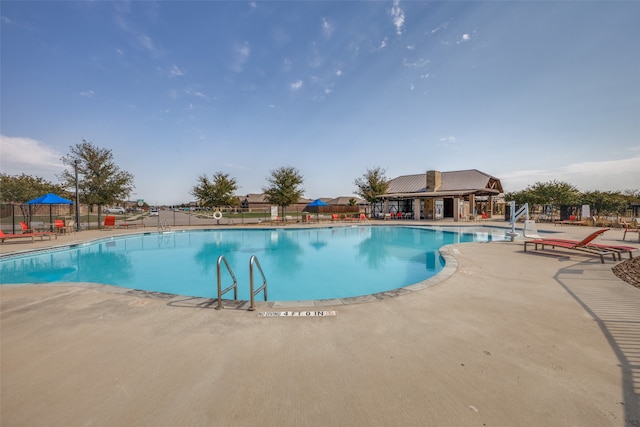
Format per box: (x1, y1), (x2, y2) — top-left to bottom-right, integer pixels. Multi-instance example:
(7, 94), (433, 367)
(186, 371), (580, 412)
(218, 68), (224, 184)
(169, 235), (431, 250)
(149, 209), (159, 216)
(104, 207), (126, 214)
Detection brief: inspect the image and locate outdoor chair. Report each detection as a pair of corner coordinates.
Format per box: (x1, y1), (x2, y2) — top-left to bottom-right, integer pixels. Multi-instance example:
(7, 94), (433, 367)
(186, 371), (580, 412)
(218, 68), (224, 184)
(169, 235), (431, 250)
(623, 222), (640, 243)
(103, 216), (117, 229)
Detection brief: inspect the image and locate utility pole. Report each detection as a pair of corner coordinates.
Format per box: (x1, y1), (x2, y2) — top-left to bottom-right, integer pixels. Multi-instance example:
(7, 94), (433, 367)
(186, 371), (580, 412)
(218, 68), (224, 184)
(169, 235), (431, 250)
(74, 160), (80, 232)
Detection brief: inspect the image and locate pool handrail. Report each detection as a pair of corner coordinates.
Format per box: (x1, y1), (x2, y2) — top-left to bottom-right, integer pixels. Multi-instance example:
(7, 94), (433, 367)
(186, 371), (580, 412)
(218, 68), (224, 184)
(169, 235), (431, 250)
(249, 255), (267, 311)
(215, 255), (238, 310)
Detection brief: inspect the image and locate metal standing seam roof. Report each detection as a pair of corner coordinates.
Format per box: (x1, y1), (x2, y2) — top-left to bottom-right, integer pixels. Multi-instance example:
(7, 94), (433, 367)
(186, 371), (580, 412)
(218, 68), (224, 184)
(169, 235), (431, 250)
(385, 169), (503, 196)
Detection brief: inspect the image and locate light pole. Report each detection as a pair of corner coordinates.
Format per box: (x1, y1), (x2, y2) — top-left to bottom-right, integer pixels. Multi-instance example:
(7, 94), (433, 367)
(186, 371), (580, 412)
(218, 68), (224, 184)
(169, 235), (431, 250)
(74, 160), (80, 232)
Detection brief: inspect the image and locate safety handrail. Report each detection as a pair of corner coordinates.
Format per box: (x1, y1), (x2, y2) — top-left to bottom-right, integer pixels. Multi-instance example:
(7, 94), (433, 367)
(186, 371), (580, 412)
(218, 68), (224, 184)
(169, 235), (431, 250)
(511, 202), (529, 223)
(248, 255), (267, 311)
(158, 220), (171, 233)
(507, 201), (529, 241)
(216, 255), (238, 310)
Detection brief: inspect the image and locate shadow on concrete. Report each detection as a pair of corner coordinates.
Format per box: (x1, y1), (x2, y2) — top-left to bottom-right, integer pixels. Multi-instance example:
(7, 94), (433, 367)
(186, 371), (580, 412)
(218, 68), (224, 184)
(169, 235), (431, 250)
(166, 296), (249, 310)
(554, 264), (640, 426)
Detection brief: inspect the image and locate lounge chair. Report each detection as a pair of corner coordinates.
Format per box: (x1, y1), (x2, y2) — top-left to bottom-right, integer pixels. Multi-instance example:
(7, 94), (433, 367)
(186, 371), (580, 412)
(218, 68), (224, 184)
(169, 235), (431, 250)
(623, 222), (640, 243)
(536, 235), (637, 260)
(554, 215), (587, 226)
(117, 219), (143, 229)
(0, 229), (57, 243)
(524, 229), (617, 263)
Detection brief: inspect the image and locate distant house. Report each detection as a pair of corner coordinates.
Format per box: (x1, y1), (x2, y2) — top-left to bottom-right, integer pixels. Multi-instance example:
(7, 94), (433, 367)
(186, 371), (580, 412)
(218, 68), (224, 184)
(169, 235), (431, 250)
(238, 193), (312, 212)
(378, 169), (503, 220)
(326, 196), (367, 206)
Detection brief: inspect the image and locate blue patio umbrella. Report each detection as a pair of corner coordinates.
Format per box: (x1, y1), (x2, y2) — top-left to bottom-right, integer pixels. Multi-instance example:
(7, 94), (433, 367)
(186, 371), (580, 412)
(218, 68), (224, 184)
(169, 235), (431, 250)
(26, 193), (73, 229)
(307, 199), (328, 221)
(307, 199), (328, 207)
(26, 193), (73, 205)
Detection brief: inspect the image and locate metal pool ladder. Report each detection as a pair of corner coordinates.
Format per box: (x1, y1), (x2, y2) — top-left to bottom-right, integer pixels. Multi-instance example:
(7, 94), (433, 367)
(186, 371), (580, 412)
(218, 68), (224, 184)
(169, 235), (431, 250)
(215, 255), (267, 311)
(215, 255), (238, 310)
(249, 255), (267, 311)
(158, 220), (171, 233)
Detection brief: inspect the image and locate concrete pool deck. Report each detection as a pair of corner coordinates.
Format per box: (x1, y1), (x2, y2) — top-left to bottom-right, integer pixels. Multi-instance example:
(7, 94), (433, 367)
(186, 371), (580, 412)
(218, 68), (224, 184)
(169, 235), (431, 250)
(1, 220), (639, 426)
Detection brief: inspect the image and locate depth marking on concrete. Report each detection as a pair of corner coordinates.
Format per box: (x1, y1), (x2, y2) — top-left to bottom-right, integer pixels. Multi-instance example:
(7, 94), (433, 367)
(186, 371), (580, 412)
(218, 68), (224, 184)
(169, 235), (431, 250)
(258, 310), (336, 317)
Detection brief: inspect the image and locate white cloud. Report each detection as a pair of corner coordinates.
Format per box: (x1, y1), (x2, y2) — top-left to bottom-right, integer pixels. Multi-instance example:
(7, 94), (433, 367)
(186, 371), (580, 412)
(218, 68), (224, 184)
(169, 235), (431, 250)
(430, 22), (449, 35)
(321, 17), (333, 39)
(169, 65), (184, 77)
(403, 58), (429, 68)
(79, 90), (95, 97)
(186, 88), (208, 100)
(282, 58), (293, 72)
(438, 136), (456, 146)
(1, 16), (15, 25)
(0, 135), (65, 181)
(232, 41), (250, 72)
(389, 0), (405, 36)
(290, 80), (303, 91)
(114, 7), (161, 57)
(379, 37), (388, 49)
(137, 34), (157, 53)
(500, 157), (640, 192)
(457, 33), (473, 44)
(336, 69), (343, 76)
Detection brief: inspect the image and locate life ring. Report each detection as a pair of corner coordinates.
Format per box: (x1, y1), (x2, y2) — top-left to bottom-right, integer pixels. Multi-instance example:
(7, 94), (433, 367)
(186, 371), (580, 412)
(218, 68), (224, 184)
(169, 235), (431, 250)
(213, 210), (222, 220)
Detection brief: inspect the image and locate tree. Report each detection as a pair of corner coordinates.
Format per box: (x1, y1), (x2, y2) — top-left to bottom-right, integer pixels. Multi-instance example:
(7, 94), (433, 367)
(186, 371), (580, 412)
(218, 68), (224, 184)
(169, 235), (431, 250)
(506, 180), (581, 220)
(262, 166), (304, 218)
(354, 166), (389, 205)
(59, 140), (134, 223)
(582, 190), (628, 216)
(528, 180), (581, 208)
(0, 173), (67, 222)
(191, 172), (239, 209)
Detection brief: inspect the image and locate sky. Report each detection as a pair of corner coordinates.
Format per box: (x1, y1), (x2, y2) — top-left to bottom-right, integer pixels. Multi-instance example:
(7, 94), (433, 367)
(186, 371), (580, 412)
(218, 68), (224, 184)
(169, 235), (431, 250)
(1, 1), (639, 205)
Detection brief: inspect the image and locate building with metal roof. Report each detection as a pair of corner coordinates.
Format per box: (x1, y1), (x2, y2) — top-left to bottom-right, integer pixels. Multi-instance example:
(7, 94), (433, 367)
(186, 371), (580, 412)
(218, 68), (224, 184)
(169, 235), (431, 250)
(378, 169), (504, 221)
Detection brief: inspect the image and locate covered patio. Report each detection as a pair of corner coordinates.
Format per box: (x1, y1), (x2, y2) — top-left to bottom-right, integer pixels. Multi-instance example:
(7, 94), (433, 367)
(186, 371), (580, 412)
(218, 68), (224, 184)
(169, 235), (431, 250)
(377, 169), (504, 221)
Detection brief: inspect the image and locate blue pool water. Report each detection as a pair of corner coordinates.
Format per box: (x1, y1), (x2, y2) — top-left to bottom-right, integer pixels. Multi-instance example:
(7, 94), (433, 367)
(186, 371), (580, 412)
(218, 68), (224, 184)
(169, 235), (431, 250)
(0, 226), (507, 301)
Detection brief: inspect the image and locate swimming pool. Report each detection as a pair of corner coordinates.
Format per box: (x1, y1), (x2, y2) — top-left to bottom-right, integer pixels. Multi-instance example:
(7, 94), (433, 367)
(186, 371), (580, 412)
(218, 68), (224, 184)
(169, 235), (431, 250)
(0, 226), (507, 301)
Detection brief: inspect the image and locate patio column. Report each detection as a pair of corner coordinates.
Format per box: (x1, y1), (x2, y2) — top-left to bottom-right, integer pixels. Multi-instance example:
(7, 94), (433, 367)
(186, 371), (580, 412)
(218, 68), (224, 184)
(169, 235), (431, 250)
(487, 195), (493, 218)
(453, 197), (460, 222)
(469, 194), (475, 219)
(413, 198), (420, 221)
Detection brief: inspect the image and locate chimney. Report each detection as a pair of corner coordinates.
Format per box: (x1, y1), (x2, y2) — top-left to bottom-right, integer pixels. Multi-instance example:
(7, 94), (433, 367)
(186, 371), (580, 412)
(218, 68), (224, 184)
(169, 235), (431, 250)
(426, 170), (441, 192)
